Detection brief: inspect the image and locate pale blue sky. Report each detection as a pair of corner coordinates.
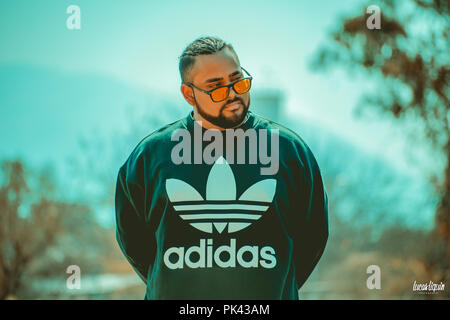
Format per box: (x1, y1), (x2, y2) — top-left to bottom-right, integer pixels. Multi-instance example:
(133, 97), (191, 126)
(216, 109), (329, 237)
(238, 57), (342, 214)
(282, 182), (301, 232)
(0, 0), (439, 181)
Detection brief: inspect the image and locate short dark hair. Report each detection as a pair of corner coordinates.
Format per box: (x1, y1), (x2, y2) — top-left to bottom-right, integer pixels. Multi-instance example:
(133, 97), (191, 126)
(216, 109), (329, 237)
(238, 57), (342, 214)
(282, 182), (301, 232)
(178, 36), (238, 83)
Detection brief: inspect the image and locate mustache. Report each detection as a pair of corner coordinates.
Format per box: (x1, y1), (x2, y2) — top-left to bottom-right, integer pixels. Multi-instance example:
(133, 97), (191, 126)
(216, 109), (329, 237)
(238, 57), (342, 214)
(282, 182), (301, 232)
(221, 98), (244, 110)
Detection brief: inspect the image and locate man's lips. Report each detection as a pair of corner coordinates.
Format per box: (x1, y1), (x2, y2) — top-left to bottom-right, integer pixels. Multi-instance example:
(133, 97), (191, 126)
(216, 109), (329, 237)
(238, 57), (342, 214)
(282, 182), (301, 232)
(224, 101), (242, 110)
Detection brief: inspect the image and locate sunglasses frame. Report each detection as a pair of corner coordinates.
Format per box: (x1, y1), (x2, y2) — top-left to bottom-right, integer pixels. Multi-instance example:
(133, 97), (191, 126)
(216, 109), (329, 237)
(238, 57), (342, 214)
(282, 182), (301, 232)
(184, 67), (253, 102)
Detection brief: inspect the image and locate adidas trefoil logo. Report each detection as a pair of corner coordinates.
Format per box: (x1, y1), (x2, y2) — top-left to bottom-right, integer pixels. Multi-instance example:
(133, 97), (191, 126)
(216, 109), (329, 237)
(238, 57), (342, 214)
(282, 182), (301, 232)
(166, 156), (277, 234)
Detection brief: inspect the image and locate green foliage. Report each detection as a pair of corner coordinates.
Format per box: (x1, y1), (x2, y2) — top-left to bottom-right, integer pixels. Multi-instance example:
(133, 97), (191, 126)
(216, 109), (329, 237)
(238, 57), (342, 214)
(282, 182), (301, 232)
(0, 160), (114, 299)
(311, 0), (449, 151)
(310, 0), (449, 295)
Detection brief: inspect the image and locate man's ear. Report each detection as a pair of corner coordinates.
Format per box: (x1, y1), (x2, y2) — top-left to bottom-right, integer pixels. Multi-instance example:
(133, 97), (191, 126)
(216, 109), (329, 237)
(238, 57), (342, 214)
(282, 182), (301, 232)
(181, 84), (196, 107)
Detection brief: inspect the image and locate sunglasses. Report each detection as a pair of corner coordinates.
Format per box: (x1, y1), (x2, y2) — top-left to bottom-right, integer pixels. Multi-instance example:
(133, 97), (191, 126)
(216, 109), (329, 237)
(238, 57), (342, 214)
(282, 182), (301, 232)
(184, 67), (253, 102)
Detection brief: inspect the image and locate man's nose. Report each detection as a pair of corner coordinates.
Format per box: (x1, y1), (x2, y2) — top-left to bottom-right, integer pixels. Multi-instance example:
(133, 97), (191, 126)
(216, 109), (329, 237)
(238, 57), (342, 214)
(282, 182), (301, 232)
(226, 85), (237, 101)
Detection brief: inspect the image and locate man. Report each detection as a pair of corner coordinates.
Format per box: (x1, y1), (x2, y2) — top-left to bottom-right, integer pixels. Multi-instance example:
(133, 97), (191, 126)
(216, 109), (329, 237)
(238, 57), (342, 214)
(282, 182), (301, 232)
(115, 36), (329, 299)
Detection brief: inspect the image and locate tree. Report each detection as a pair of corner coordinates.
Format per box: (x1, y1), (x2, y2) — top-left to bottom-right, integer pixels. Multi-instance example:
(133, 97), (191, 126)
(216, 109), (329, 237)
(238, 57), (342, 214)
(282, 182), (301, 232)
(310, 0), (449, 285)
(0, 160), (108, 299)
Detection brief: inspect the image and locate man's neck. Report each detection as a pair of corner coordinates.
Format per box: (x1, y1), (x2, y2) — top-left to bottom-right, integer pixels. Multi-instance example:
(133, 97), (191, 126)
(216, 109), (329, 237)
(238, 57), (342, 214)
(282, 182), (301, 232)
(191, 110), (248, 131)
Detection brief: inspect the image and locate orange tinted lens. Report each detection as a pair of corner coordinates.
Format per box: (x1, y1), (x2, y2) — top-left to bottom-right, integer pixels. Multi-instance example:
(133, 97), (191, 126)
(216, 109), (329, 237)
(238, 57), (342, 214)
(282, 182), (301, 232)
(211, 87), (229, 102)
(233, 78), (251, 94)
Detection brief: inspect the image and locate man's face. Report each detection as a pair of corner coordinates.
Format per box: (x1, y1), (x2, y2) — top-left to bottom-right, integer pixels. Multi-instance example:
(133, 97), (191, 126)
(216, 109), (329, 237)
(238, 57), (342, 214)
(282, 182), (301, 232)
(181, 47), (250, 129)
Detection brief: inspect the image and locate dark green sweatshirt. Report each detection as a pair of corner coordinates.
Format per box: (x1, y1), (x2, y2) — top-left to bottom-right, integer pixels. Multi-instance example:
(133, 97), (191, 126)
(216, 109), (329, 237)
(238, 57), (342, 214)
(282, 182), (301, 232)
(115, 111), (329, 300)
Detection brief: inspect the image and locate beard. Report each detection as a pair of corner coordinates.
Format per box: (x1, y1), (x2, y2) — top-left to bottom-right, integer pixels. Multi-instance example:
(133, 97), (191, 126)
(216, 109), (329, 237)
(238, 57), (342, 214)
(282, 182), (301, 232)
(195, 96), (250, 129)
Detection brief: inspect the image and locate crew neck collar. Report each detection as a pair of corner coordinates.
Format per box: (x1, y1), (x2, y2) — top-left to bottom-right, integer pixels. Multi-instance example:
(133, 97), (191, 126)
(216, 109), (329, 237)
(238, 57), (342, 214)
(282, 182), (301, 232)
(184, 110), (256, 132)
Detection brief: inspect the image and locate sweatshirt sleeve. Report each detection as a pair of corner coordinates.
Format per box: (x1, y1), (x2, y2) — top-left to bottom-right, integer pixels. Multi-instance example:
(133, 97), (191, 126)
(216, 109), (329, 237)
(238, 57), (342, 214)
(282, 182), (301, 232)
(115, 157), (155, 284)
(291, 142), (329, 290)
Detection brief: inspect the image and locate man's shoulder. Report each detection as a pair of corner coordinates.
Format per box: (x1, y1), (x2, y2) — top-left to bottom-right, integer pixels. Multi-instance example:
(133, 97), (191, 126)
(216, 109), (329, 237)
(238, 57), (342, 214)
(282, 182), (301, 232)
(252, 112), (309, 148)
(252, 112), (322, 172)
(125, 117), (186, 164)
(140, 118), (185, 147)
